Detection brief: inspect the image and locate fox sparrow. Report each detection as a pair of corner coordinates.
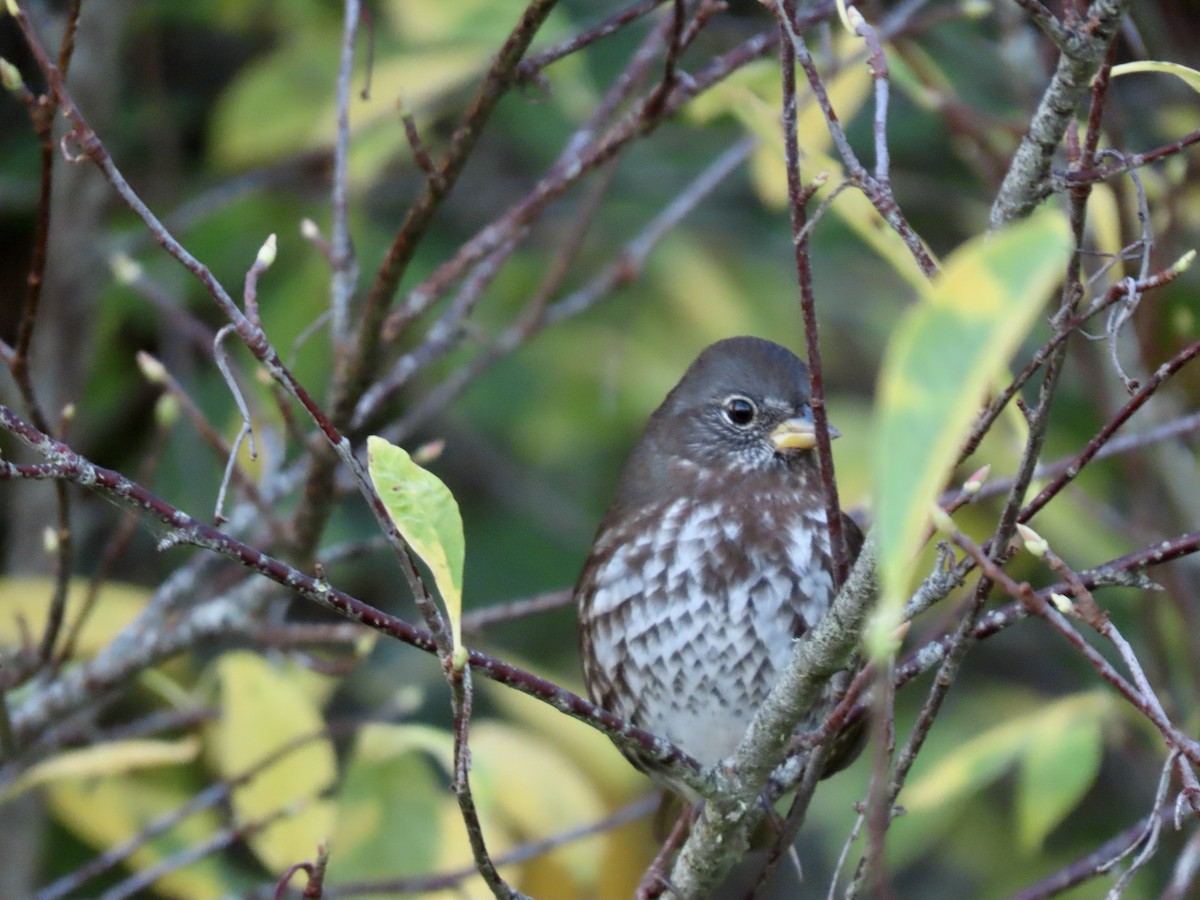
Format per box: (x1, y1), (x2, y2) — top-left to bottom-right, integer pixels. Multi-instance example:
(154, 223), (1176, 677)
(576, 336), (862, 797)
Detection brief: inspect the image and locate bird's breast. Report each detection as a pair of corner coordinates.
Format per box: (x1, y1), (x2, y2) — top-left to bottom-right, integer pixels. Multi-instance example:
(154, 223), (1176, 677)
(578, 490), (835, 768)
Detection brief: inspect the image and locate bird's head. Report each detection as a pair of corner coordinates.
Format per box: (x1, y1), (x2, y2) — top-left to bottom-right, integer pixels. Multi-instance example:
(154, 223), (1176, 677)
(643, 336), (838, 474)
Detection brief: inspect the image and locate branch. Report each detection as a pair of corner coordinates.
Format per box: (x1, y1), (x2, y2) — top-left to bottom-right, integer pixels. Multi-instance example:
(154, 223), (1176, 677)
(1021, 338), (1200, 521)
(516, 0), (667, 82)
(328, 0), (361, 348)
(1060, 126), (1200, 188)
(776, 2), (850, 588)
(668, 534), (880, 895)
(950, 527), (1200, 770)
(990, 0), (1130, 226)
(447, 664), (527, 899)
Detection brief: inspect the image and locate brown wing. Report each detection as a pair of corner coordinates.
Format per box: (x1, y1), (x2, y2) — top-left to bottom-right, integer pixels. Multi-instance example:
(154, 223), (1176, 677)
(817, 509), (868, 778)
(841, 510), (865, 570)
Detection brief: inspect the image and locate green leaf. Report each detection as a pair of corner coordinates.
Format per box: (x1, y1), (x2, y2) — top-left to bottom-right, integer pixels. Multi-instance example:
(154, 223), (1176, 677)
(902, 708), (1033, 813)
(326, 724), (447, 887)
(1015, 697), (1105, 851)
(212, 653), (337, 875)
(904, 692), (1111, 848)
(367, 435), (466, 660)
(209, 40), (484, 172)
(871, 207), (1071, 653)
(1111, 60), (1200, 95)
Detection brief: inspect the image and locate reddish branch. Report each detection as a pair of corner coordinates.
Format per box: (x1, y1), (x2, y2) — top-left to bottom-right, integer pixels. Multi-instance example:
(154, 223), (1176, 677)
(516, 0), (668, 82)
(774, 0), (938, 278)
(1021, 338), (1200, 521)
(447, 664), (525, 899)
(950, 527), (1200, 772)
(775, 2), (850, 588)
(1062, 126), (1200, 188)
(3, 0), (86, 669)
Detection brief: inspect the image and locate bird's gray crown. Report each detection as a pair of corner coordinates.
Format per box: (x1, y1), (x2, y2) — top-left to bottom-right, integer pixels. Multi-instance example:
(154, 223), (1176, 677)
(657, 336), (812, 416)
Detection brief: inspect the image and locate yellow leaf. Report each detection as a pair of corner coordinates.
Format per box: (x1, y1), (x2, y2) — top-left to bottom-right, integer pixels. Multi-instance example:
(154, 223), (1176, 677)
(211, 652), (337, 874)
(904, 713), (1035, 812)
(904, 692), (1111, 852)
(872, 208), (1071, 652)
(44, 772), (230, 898)
(1111, 60), (1200, 95)
(1015, 701), (1105, 851)
(658, 238), (754, 341)
(3, 737), (199, 801)
(470, 722), (607, 888)
(0, 576), (149, 657)
(210, 42), (483, 171)
(367, 435), (466, 661)
(483, 670), (642, 802)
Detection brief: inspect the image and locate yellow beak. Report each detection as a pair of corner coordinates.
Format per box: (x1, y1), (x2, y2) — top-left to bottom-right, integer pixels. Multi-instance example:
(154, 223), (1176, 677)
(769, 418), (839, 451)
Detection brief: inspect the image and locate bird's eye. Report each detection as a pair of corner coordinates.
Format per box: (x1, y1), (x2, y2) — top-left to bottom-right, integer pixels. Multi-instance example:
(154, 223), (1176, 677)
(722, 396), (756, 427)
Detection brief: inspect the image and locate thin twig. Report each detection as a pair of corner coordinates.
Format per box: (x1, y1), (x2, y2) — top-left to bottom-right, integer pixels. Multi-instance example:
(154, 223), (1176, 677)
(134, 352), (275, 520)
(775, 0), (850, 588)
(330, 0), (361, 347)
(447, 663), (528, 899)
(5, 0), (76, 670)
(960, 259), (1191, 460)
(212, 324), (258, 525)
(950, 528), (1200, 769)
(1022, 338), (1200, 521)
(461, 589), (573, 634)
(517, 0), (667, 81)
(861, 658), (897, 893)
(1061, 126), (1200, 188)
(1007, 804), (1176, 900)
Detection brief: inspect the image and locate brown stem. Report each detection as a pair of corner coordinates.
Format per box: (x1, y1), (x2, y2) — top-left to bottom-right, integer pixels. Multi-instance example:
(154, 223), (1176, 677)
(776, 1), (849, 588)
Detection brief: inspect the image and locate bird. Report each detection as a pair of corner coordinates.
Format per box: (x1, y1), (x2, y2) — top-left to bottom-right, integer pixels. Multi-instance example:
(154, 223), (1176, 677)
(575, 336), (863, 799)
